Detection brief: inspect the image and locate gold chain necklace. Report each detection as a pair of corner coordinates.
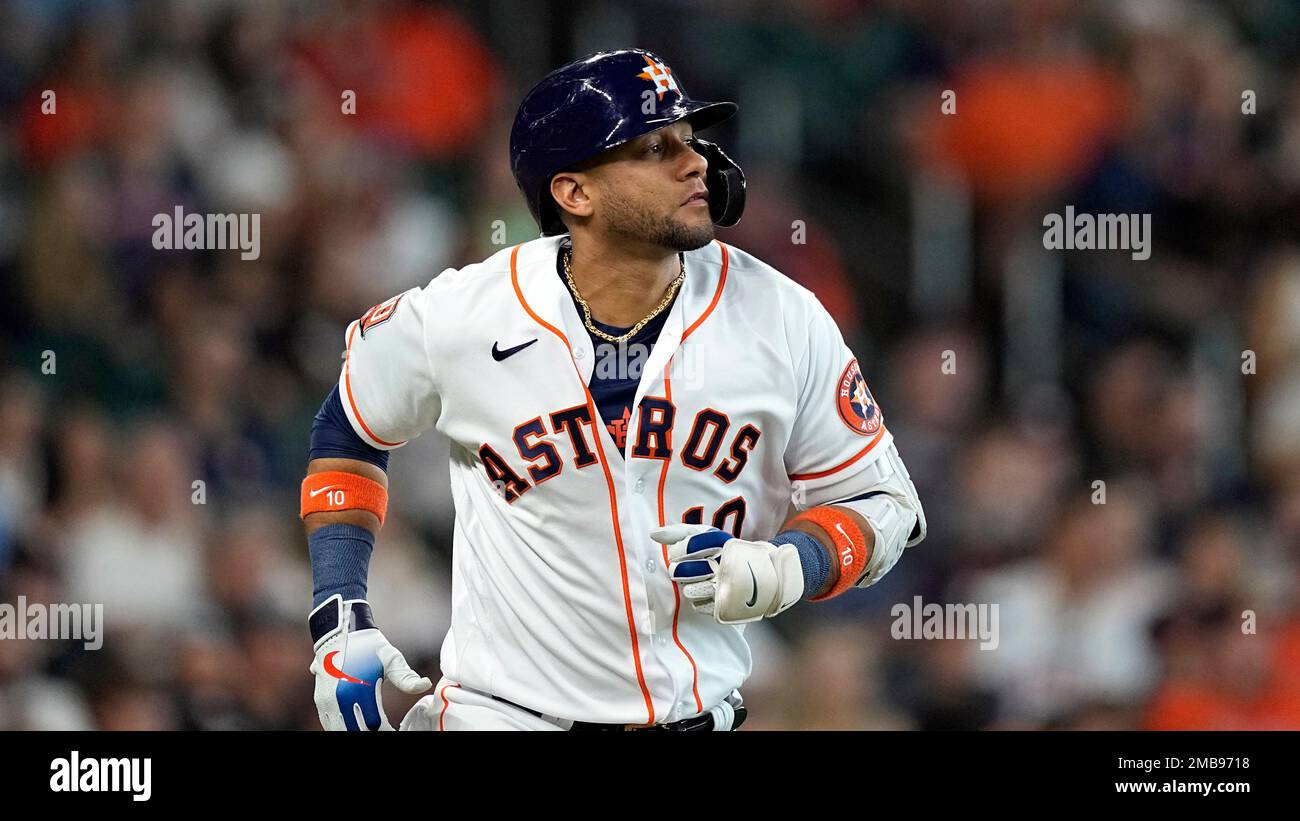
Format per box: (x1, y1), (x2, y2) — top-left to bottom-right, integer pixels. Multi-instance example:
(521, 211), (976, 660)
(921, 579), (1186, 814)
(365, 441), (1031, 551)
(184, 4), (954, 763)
(562, 247), (685, 344)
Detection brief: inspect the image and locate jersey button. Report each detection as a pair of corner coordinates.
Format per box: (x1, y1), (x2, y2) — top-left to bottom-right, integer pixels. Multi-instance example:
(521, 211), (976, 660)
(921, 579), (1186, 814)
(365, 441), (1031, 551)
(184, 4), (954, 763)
(634, 478), (645, 493)
(645, 558), (658, 574)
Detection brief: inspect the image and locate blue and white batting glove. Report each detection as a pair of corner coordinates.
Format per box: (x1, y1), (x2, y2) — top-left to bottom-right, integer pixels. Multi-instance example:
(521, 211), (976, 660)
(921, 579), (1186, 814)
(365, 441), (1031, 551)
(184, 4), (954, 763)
(308, 595), (432, 731)
(650, 524), (804, 625)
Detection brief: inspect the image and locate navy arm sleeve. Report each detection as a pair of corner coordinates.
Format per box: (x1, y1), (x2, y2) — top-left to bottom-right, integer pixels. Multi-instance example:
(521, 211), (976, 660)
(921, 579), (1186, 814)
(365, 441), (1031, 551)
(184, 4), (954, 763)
(306, 385), (387, 607)
(308, 384), (390, 472)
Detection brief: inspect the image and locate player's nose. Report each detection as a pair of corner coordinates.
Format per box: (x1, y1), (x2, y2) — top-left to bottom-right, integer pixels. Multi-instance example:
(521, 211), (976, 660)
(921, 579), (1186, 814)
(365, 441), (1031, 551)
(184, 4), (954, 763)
(677, 138), (707, 179)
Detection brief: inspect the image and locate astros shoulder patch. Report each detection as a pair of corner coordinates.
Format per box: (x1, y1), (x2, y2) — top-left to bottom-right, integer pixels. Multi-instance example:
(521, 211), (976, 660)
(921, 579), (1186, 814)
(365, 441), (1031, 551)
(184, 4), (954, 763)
(836, 359), (882, 436)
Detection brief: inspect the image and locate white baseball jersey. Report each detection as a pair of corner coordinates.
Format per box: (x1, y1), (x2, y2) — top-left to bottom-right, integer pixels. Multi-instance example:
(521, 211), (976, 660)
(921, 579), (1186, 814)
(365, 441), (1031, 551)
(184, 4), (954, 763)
(337, 234), (922, 725)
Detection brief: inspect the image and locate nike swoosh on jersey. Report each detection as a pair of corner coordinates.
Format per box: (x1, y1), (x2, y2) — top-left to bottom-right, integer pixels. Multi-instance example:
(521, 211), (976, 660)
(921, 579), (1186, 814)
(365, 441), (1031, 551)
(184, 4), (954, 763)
(323, 651), (370, 686)
(492, 338), (538, 361)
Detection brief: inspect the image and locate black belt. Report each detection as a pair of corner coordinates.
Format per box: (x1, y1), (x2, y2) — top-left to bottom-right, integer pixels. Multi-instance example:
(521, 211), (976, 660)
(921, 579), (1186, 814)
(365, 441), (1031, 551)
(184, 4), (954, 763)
(490, 694), (747, 731)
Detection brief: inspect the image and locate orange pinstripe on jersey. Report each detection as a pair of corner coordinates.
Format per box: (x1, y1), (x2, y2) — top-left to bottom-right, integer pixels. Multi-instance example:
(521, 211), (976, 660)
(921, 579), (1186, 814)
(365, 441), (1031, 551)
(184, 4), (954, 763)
(682, 241), (728, 341)
(658, 362), (703, 714)
(343, 320), (406, 448)
(510, 243), (657, 725)
(788, 424), (888, 481)
(438, 682), (461, 730)
(654, 240), (729, 716)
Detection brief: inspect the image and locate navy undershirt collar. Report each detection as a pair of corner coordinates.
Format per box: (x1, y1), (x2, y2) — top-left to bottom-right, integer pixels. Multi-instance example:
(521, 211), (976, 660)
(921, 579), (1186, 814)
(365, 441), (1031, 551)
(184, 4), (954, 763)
(556, 239), (681, 452)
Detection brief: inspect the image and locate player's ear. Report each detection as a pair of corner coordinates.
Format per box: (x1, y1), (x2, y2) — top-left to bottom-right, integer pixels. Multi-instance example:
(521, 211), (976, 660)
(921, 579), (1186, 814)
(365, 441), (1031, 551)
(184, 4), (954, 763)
(550, 172), (596, 225)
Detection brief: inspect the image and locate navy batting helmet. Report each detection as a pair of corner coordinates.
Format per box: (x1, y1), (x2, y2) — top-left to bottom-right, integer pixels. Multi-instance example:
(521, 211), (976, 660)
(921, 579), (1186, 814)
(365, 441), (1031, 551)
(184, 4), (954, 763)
(510, 49), (745, 236)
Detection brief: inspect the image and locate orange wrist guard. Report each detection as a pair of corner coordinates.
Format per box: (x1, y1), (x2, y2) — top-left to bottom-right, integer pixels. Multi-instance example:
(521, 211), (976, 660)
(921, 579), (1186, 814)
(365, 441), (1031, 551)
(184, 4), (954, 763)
(300, 471), (388, 527)
(789, 506), (870, 601)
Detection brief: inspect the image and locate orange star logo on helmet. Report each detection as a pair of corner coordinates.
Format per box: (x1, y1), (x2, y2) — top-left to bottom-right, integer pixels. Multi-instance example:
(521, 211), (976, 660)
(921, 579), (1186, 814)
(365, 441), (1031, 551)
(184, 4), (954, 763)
(636, 55), (679, 101)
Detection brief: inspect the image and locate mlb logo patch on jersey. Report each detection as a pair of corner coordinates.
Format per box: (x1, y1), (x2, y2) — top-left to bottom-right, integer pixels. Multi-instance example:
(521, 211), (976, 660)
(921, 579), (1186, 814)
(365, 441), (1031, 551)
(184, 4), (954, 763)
(359, 294), (404, 338)
(837, 359), (882, 436)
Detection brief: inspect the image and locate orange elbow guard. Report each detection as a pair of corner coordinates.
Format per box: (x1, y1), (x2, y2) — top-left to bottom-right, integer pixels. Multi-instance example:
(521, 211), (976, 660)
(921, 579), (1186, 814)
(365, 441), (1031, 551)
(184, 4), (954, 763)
(789, 506), (870, 601)
(300, 471), (388, 526)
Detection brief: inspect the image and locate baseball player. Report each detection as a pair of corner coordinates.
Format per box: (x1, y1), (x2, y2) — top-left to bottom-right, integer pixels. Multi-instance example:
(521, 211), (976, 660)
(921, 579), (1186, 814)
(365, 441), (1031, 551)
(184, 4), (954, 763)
(301, 49), (926, 731)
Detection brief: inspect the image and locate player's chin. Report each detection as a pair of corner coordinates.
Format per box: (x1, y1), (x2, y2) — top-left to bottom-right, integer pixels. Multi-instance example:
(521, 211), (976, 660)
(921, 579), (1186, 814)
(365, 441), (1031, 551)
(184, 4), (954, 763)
(663, 212), (715, 251)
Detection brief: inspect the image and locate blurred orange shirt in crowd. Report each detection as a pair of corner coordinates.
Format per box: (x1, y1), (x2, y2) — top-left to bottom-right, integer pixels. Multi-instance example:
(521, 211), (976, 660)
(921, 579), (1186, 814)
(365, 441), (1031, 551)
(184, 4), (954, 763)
(365, 6), (499, 158)
(297, 4), (500, 159)
(1145, 620), (1300, 730)
(20, 86), (110, 167)
(925, 60), (1127, 202)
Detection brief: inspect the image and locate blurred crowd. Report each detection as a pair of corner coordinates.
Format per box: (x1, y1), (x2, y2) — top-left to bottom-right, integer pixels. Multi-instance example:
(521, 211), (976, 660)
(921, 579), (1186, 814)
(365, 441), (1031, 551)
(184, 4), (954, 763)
(1, 0), (1298, 730)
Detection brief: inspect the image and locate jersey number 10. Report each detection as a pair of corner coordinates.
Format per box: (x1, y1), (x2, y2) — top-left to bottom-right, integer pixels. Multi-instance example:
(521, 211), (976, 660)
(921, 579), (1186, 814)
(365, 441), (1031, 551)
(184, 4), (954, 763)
(682, 495), (746, 538)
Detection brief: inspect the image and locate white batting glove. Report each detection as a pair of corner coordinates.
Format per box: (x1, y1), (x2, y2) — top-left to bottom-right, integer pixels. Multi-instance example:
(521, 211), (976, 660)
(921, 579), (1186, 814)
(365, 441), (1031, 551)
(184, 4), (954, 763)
(309, 595), (432, 731)
(650, 524), (804, 625)
(398, 694), (442, 732)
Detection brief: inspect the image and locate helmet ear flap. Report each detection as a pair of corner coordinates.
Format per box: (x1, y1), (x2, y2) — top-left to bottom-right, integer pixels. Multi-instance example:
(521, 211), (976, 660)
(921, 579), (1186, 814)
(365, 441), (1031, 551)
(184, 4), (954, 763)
(692, 138), (746, 228)
(537, 192), (568, 236)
